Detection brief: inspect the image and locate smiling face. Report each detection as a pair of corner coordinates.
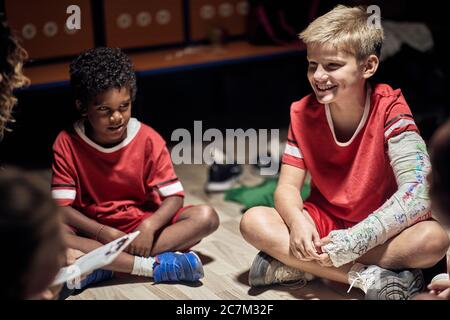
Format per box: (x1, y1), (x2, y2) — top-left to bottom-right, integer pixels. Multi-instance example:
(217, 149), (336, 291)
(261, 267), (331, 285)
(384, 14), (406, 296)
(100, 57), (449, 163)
(306, 44), (374, 106)
(81, 87), (132, 147)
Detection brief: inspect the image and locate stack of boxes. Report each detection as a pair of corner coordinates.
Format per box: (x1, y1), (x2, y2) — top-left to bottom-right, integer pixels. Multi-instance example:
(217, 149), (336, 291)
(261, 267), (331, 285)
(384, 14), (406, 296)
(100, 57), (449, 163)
(5, 0), (249, 61)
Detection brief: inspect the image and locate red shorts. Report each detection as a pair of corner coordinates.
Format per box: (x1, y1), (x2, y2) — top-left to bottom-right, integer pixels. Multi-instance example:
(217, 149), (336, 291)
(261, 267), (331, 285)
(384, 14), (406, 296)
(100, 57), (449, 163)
(303, 202), (356, 238)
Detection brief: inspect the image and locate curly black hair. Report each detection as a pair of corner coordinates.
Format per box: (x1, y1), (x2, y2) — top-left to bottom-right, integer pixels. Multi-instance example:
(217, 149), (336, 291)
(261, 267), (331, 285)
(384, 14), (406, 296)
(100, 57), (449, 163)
(69, 47), (137, 107)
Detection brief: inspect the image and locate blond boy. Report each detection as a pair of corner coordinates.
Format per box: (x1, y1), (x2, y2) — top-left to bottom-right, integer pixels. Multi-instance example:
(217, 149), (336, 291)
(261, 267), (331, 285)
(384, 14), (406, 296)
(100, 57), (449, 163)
(240, 5), (449, 300)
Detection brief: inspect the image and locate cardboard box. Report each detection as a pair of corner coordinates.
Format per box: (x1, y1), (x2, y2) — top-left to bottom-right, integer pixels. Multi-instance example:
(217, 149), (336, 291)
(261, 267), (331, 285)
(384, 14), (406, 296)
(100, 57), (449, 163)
(5, 0), (94, 60)
(103, 0), (184, 49)
(189, 0), (248, 41)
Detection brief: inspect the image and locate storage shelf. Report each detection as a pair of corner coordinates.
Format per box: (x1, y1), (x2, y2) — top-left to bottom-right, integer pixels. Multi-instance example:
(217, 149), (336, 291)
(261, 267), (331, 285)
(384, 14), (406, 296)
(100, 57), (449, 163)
(23, 41), (305, 90)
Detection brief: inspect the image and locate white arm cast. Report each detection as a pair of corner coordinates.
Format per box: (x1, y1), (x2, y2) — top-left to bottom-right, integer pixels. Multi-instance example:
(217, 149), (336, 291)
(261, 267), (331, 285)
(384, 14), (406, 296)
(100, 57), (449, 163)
(322, 131), (431, 267)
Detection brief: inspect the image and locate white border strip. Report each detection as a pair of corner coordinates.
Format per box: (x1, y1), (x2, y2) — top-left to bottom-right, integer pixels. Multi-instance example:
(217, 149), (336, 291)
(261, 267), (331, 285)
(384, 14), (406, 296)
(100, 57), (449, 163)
(52, 189), (76, 200)
(74, 118), (141, 154)
(384, 119), (416, 138)
(284, 144), (303, 159)
(158, 181), (184, 197)
(325, 84), (371, 147)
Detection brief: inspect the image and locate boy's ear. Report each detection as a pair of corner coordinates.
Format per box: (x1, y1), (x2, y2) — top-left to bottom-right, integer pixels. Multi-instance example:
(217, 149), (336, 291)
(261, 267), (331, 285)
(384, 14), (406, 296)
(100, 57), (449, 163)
(362, 54), (379, 79)
(76, 100), (88, 116)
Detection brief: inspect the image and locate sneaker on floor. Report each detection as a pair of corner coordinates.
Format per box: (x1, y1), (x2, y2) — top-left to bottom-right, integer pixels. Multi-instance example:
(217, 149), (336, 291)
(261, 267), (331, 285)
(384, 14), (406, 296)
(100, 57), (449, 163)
(80, 269), (114, 289)
(153, 251), (204, 283)
(248, 251), (310, 287)
(205, 163), (242, 193)
(366, 269), (425, 300)
(58, 269), (114, 299)
(350, 265), (425, 300)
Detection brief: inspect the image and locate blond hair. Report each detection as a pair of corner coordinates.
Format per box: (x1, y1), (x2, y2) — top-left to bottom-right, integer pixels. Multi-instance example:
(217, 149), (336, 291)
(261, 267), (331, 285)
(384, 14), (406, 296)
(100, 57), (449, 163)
(1, 23), (30, 140)
(299, 5), (384, 61)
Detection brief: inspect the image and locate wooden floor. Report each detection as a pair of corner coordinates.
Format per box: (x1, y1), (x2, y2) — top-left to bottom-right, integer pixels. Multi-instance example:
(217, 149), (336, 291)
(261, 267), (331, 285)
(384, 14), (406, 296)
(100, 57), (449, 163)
(68, 164), (449, 300)
(68, 164), (365, 300)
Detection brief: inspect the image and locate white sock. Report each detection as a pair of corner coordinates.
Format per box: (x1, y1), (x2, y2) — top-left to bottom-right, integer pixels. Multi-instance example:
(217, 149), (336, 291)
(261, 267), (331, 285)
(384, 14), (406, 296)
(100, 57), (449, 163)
(131, 256), (156, 277)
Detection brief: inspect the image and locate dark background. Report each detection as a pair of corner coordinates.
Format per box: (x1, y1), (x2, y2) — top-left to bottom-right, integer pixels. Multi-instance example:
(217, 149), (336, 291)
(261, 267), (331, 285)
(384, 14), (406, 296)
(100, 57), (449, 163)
(1, 0), (449, 168)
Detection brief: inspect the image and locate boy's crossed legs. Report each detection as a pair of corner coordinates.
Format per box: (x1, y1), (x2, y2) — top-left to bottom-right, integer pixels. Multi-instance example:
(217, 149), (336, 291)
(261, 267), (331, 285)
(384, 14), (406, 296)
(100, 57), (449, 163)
(64, 205), (219, 284)
(240, 206), (449, 299)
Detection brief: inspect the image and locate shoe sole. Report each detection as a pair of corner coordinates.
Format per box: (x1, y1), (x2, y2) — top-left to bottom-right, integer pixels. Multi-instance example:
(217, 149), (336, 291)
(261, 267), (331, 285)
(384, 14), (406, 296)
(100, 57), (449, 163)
(366, 269), (425, 300)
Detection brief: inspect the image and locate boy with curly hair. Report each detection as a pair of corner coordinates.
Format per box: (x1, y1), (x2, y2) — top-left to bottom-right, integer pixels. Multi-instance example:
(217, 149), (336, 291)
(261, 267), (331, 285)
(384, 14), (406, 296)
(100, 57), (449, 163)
(240, 5), (449, 299)
(52, 47), (219, 284)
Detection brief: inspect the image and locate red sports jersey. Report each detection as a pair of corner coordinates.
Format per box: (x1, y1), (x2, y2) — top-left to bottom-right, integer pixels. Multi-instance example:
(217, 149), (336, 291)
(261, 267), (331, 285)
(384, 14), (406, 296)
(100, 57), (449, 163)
(51, 118), (185, 233)
(282, 83), (420, 224)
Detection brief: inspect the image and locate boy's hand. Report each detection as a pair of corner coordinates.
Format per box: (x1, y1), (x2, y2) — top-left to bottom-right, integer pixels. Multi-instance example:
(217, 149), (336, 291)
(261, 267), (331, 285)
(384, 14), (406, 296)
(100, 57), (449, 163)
(320, 229), (358, 267)
(32, 284), (64, 300)
(127, 220), (156, 257)
(289, 213), (321, 261)
(316, 237), (333, 267)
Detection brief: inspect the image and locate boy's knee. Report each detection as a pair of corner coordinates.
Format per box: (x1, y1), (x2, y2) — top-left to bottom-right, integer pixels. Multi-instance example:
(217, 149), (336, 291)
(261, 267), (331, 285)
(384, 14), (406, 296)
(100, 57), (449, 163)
(194, 205), (220, 233)
(417, 223), (449, 262)
(240, 206), (267, 240)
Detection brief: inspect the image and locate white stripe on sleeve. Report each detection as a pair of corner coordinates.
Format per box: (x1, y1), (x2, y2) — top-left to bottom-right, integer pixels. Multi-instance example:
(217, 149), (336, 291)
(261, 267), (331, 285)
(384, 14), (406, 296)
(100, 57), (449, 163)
(284, 144), (303, 159)
(384, 119), (416, 138)
(52, 189), (76, 200)
(158, 181), (184, 197)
